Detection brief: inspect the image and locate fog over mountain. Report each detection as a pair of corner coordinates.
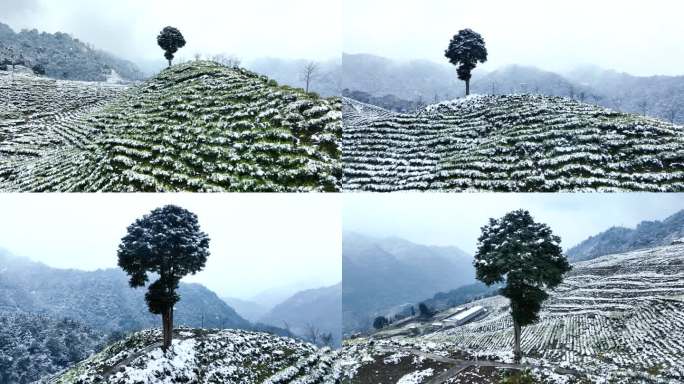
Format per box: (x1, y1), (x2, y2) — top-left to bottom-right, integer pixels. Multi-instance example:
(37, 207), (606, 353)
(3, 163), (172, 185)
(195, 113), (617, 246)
(0, 194), (341, 301)
(344, 0), (683, 76)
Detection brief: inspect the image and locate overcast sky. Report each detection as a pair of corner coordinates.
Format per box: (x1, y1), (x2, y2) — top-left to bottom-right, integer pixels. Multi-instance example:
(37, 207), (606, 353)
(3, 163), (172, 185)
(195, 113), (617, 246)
(1, 0), (341, 64)
(344, 193), (684, 255)
(344, 0), (684, 76)
(0, 194), (341, 300)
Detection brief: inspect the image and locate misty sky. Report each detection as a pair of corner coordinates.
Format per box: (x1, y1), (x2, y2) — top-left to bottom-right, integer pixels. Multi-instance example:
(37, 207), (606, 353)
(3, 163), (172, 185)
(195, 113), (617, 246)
(1, 0), (341, 64)
(0, 194), (341, 300)
(344, 0), (684, 76)
(344, 194), (684, 255)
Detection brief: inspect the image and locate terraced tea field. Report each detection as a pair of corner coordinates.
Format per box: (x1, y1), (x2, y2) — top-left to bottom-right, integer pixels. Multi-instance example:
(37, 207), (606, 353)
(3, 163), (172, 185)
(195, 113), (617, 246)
(343, 95), (684, 191)
(0, 62), (341, 191)
(45, 328), (339, 384)
(339, 244), (684, 383)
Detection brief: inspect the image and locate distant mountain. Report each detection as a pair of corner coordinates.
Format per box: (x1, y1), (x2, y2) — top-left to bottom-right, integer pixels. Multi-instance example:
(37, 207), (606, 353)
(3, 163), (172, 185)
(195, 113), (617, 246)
(260, 283), (342, 347)
(0, 252), (250, 332)
(0, 22), (143, 81)
(343, 233), (474, 333)
(470, 64), (597, 100)
(421, 282), (499, 313)
(342, 53), (460, 101)
(566, 65), (684, 124)
(221, 297), (268, 323)
(567, 209), (684, 261)
(342, 53), (684, 124)
(246, 57), (341, 97)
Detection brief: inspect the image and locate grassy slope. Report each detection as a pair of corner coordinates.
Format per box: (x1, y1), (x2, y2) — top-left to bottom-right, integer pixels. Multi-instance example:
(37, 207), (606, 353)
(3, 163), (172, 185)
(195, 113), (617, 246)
(343, 95), (684, 191)
(47, 328), (338, 384)
(0, 62), (341, 191)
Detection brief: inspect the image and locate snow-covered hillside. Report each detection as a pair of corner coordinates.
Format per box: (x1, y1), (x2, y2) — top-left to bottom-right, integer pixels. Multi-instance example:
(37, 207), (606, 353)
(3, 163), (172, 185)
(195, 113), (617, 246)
(343, 95), (684, 192)
(0, 61), (341, 192)
(338, 243), (684, 383)
(45, 328), (339, 384)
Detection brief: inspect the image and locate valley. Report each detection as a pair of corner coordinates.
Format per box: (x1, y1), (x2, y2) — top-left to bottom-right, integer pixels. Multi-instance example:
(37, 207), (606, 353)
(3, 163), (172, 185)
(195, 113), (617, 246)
(338, 243), (684, 383)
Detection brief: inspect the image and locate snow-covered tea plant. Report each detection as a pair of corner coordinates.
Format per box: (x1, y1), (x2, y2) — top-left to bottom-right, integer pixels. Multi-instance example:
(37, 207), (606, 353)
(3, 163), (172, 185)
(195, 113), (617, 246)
(337, 243), (684, 383)
(0, 61), (341, 191)
(45, 328), (338, 384)
(343, 96), (684, 191)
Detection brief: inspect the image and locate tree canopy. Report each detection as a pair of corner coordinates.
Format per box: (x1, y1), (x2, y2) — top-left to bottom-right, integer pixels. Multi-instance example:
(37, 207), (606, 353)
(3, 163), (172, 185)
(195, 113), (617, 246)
(444, 29), (488, 95)
(157, 26), (186, 67)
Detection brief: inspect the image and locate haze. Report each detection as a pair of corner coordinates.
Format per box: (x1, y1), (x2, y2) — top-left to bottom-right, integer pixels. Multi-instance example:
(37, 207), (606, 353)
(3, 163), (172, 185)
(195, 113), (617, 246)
(1, 0), (341, 65)
(344, 193), (684, 255)
(343, 0), (684, 76)
(0, 194), (341, 300)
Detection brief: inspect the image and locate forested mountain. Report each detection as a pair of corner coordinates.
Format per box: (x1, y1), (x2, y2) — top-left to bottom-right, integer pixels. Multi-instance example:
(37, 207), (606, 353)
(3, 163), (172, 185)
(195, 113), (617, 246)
(342, 53), (458, 102)
(260, 283), (342, 347)
(0, 22), (143, 81)
(0, 251), (250, 332)
(0, 311), (105, 384)
(567, 209), (684, 261)
(343, 233), (473, 333)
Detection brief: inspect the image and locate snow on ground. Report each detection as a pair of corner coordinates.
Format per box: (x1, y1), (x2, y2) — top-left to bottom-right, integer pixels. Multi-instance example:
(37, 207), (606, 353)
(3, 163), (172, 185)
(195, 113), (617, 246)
(0, 61), (341, 192)
(396, 368), (434, 383)
(343, 95), (684, 192)
(338, 244), (684, 383)
(46, 328), (338, 384)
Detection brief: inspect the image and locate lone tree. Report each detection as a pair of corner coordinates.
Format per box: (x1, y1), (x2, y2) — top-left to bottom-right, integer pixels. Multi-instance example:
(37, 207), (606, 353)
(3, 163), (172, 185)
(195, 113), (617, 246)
(118, 205), (210, 351)
(474, 210), (570, 363)
(157, 26), (186, 67)
(444, 29), (487, 96)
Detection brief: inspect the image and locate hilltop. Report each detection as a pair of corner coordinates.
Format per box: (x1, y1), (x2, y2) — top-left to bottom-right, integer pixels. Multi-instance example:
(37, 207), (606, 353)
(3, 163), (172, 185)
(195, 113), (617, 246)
(338, 243), (684, 383)
(44, 328), (339, 384)
(343, 95), (684, 191)
(0, 61), (341, 191)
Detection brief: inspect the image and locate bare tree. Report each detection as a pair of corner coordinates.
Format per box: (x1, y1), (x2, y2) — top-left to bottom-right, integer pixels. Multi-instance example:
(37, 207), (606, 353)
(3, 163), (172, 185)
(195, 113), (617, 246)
(637, 100), (649, 116)
(194, 53), (202, 61)
(664, 98), (681, 124)
(212, 54), (241, 68)
(305, 323), (320, 345)
(320, 332), (333, 347)
(300, 61), (319, 93)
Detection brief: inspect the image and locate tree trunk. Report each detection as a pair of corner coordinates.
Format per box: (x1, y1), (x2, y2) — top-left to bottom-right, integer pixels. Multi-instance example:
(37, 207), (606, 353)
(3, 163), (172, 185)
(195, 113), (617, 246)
(161, 310), (169, 352)
(513, 318), (522, 363)
(161, 307), (173, 352)
(465, 79), (470, 96)
(167, 59), (172, 68)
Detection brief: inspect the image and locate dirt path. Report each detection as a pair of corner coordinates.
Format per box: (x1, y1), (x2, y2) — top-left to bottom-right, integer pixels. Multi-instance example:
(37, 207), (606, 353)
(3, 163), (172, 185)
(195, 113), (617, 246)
(399, 348), (579, 384)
